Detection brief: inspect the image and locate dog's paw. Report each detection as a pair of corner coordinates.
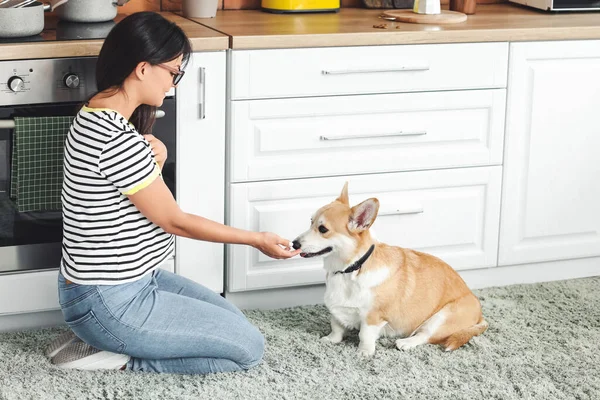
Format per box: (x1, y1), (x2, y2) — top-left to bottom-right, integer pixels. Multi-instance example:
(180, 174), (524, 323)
(357, 346), (375, 358)
(395, 338), (421, 351)
(320, 334), (343, 344)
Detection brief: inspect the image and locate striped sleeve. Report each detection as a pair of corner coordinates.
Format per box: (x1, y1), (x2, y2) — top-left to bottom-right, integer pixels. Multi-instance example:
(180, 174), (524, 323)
(98, 130), (160, 196)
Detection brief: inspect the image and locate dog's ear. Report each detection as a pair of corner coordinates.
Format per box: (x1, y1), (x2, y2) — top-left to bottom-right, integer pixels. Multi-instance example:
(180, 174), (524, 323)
(349, 198), (379, 232)
(336, 182), (349, 206)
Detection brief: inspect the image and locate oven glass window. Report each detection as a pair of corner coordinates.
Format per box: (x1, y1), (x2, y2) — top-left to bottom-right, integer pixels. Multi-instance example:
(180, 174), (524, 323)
(0, 103), (78, 250)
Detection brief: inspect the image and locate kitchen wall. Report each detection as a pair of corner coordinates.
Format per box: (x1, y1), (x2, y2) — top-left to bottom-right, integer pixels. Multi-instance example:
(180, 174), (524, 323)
(122, 0), (503, 11)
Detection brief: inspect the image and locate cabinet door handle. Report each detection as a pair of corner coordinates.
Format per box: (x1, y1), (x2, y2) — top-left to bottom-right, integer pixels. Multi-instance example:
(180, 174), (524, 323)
(198, 67), (206, 120)
(379, 207), (424, 216)
(321, 66), (430, 75)
(320, 131), (427, 141)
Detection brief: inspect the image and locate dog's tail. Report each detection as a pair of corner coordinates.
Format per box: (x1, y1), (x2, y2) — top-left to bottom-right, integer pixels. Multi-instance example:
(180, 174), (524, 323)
(442, 319), (488, 352)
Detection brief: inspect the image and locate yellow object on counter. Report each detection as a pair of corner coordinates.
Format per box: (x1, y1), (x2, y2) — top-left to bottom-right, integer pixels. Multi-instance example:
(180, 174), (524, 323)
(261, 0), (339, 13)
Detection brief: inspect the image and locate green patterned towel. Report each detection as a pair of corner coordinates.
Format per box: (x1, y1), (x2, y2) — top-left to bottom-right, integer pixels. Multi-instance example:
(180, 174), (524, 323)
(10, 116), (73, 213)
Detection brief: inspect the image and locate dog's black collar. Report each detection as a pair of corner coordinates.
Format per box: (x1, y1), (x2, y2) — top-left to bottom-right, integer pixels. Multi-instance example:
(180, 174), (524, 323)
(335, 244), (376, 275)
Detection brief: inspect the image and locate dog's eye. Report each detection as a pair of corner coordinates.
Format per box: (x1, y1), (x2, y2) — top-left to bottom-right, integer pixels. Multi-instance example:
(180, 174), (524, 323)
(318, 225), (328, 234)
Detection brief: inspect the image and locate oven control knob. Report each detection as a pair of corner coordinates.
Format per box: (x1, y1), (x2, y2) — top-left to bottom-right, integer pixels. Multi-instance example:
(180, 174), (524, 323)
(8, 76), (24, 92)
(64, 73), (80, 89)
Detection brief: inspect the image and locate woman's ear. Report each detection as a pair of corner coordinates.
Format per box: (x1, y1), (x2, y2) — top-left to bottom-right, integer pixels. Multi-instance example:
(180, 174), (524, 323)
(134, 61), (149, 81)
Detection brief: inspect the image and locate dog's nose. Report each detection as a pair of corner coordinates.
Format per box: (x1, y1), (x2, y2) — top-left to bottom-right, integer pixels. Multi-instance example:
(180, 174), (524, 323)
(292, 240), (301, 250)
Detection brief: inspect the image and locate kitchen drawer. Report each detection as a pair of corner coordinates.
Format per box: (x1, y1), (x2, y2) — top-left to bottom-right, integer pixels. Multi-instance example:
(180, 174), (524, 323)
(230, 89), (505, 182)
(231, 42), (508, 100)
(228, 166), (501, 292)
(0, 260), (174, 316)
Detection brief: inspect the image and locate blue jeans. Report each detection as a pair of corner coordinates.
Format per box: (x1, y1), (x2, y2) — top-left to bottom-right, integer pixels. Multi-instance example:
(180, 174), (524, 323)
(58, 268), (264, 374)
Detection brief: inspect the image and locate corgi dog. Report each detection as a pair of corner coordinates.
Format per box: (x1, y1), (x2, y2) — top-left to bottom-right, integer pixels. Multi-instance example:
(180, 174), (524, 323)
(292, 183), (487, 357)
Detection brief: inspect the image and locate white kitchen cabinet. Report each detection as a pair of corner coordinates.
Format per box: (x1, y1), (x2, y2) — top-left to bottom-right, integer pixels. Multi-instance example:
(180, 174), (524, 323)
(230, 89), (506, 182)
(228, 167), (502, 291)
(499, 40), (600, 266)
(226, 41), (509, 294)
(176, 51), (226, 293)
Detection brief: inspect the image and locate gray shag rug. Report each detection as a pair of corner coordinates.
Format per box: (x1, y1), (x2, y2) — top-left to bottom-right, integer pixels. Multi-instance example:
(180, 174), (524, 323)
(1, 277), (599, 400)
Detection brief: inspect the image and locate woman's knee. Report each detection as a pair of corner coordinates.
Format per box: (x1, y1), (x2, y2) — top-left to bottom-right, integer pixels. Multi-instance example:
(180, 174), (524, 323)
(238, 325), (265, 370)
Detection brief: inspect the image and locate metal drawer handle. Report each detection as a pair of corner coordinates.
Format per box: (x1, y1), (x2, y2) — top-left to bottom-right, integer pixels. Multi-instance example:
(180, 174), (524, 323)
(379, 207), (424, 216)
(0, 120), (15, 129)
(198, 67), (206, 120)
(1, 112), (166, 128)
(321, 66), (430, 75)
(0, 112), (164, 128)
(320, 131), (427, 141)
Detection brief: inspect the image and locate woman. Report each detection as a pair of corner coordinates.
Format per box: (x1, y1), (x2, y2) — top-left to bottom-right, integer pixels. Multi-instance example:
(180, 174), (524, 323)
(49, 12), (300, 374)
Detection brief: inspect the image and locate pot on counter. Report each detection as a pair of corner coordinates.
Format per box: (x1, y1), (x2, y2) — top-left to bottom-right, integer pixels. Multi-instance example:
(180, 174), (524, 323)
(54, 0), (130, 23)
(56, 20), (115, 40)
(0, 1), (49, 38)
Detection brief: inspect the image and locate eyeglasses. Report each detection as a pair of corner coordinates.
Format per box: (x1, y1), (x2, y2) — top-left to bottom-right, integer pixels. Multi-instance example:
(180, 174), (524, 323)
(156, 64), (185, 86)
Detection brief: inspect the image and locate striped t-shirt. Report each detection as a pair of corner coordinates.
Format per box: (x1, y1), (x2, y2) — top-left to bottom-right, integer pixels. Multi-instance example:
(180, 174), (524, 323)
(60, 106), (174, 285)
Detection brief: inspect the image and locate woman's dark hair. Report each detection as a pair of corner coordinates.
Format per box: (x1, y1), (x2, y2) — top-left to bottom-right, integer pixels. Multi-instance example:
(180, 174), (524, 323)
(94, 12), (192, 135)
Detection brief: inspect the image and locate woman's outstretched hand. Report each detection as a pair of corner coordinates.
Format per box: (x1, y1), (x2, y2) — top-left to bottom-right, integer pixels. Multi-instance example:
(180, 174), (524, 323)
(252, 232), (302, 259)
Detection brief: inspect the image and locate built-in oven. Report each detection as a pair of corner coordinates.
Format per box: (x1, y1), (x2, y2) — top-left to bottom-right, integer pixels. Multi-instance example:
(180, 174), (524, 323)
(0, 57), (176, 275)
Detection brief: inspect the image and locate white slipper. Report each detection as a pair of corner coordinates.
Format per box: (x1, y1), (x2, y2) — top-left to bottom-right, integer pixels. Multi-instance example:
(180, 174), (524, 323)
(45, 330), (80, 359)
(51, 341), (130, 371)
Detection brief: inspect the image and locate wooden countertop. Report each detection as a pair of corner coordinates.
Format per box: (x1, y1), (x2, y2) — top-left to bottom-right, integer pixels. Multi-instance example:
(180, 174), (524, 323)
(0, 13), (228, 61)
(2, 4), (600, 58)
(190, 3), (600, 49)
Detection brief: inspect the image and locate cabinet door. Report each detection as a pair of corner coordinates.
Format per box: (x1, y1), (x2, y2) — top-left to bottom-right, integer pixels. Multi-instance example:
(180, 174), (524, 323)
(176, 51), (226, 293)
(499, 40), (600, 266)
(228, 167), (501, 292)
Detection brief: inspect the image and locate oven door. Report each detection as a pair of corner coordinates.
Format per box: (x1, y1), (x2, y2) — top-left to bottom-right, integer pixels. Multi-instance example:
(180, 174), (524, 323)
(0, 100), (176, 274)
(0, 103), (77, 274)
